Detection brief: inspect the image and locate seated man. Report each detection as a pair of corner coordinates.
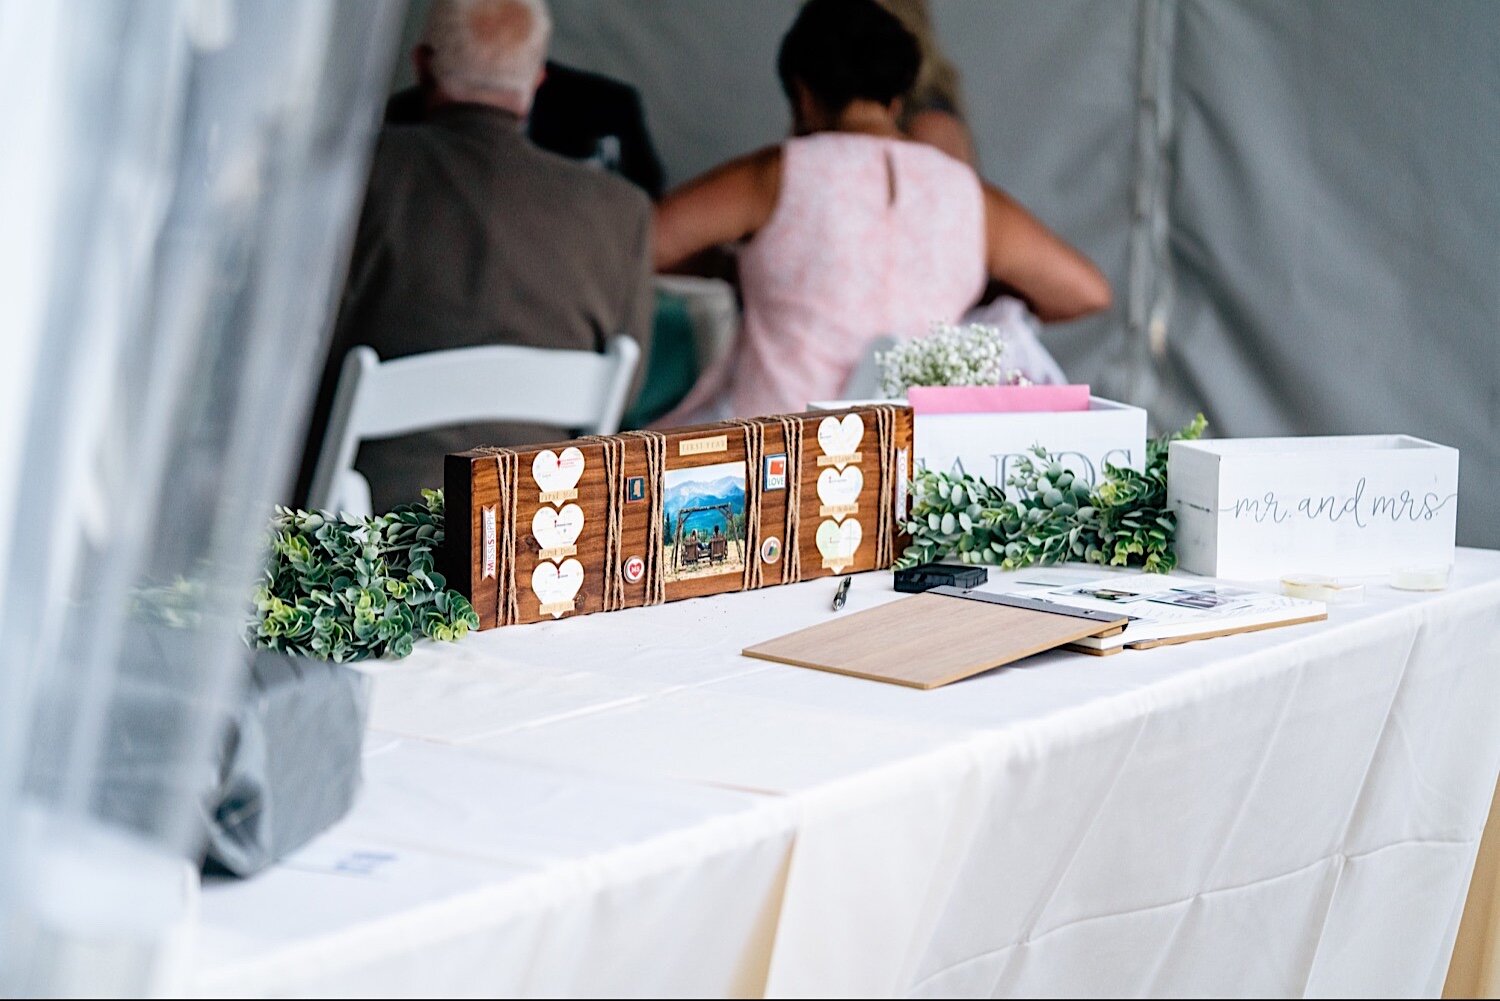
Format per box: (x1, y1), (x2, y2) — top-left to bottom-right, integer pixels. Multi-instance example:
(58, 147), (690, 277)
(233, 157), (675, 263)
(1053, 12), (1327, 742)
(387, 60), (665, 200)
(298, 0), (653, 512)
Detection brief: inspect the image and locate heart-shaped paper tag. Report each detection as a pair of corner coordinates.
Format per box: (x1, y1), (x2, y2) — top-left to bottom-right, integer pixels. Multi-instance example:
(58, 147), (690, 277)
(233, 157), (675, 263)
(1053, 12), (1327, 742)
(531, 558), (583, 617)
(817, 413), (865, 459)
(816, 518), (863, 571)
(532, 447), (585, 499)
(532, 503), (584, 558)
(817, 466), (863, 519)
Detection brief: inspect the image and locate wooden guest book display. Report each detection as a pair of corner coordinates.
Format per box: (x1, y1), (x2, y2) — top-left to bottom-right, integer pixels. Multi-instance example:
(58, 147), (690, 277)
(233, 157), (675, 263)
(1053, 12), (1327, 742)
(444, 405), (914, 630)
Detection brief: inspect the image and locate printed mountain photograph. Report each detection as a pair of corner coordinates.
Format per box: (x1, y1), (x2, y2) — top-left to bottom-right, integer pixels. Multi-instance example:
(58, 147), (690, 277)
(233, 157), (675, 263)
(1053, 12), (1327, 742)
(662, 461), (748, 582)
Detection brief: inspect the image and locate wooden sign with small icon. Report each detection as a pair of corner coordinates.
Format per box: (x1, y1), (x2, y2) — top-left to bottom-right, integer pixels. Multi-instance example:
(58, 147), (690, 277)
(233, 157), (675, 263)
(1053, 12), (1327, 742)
(444, 405), (913, 629)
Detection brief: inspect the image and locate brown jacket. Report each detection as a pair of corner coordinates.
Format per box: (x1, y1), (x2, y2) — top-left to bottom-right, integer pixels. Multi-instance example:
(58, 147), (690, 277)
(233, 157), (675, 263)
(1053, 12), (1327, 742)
(299, 103), (653, 512)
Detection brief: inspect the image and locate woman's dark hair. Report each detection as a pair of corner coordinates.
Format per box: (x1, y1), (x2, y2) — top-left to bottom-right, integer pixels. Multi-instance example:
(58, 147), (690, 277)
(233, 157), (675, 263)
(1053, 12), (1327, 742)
(777, 0), (921, 114)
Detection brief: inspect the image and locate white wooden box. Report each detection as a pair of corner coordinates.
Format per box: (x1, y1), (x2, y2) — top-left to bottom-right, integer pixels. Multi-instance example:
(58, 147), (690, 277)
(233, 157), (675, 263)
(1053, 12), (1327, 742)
(1168, 435), (1460, 579)
(810, 396), (1147, 497)
(913, 396), (1148, 495)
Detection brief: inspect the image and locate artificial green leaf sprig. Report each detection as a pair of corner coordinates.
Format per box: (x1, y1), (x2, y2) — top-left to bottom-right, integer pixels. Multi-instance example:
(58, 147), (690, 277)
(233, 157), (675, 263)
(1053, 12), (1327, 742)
(894, 414), (1208, 573)
(248, 488), (478, 662)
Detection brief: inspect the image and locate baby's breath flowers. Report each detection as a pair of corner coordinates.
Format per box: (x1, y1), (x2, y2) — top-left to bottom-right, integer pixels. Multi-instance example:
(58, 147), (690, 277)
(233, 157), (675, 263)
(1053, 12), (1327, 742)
(876, 322), (1029, 399)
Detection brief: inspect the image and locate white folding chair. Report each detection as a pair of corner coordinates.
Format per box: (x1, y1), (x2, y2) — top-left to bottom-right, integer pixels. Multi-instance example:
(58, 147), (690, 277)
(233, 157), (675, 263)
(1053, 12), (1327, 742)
(307, 336), (640, 516)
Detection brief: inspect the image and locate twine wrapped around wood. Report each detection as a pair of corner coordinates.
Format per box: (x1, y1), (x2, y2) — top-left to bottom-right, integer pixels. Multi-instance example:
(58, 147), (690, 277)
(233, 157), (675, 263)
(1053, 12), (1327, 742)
(624, 430), (668, 605)
(727, 419), (767, 589)
(477, 446), (521, 625)
(872, 405), (898, 568)
(583, 434), (628, 611)
(774, 414), (805, 584)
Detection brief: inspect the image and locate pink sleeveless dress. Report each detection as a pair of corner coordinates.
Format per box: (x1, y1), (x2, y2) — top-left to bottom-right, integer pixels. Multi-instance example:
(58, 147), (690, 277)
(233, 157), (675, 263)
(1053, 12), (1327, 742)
(689, 133), (987, 420)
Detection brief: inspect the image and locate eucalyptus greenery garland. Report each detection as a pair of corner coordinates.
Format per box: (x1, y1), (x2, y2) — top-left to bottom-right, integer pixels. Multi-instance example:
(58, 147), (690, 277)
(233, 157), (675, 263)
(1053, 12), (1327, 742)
(249, 489), (478, 662)
(895, 415), (1208, 573)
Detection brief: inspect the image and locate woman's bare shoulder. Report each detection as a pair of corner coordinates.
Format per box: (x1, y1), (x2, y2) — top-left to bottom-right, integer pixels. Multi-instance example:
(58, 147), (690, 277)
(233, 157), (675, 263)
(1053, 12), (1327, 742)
(668, 144), (782, 226)
(905, 109), (976, 165)
(685, 143), (782, 195)
(653, 144), (785, 269)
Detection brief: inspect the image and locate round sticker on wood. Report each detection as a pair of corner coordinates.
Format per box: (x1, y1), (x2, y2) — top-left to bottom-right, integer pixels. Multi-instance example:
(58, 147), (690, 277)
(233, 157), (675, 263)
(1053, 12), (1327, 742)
(760, 536), (782, 564)
(623, 555), (645, 583)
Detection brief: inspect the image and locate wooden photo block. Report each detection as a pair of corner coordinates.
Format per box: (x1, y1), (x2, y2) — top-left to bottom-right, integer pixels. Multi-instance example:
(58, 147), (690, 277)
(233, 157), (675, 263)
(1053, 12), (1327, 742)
(514, 443), (606, 623)
(444, 405), (914, 631)
(661, 426), (754, 602)
(804, 410), (871, 577)
(800, 407), (914, 579)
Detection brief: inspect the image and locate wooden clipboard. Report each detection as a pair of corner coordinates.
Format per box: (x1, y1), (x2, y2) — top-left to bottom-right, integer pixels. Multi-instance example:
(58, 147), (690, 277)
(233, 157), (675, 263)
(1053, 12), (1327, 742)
(742, 587), (1128, 689)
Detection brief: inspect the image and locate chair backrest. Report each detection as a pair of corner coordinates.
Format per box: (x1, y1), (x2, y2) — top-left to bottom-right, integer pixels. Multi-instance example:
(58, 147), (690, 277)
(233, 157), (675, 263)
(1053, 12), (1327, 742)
(308, 335), (640, 515)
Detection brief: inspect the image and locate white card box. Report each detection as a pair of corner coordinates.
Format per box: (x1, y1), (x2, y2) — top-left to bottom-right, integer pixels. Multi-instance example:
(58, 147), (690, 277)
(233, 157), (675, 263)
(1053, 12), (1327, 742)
(1167, 435), (1460, 579)
(915, 397), (1148, 494)
(812, 396), (1148, 497)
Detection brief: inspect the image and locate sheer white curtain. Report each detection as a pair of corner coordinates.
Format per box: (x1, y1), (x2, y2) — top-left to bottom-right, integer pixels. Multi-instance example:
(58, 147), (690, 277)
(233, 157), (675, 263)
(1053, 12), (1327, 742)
(0, 1), (401, 995)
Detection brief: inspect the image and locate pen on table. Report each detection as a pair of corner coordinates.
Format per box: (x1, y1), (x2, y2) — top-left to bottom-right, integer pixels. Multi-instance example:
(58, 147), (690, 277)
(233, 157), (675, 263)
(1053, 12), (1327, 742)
(832, 575), (852, 612)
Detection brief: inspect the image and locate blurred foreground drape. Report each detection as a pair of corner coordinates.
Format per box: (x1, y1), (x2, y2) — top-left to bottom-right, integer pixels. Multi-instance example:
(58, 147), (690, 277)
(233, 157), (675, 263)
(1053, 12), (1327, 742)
(0, 1), (401, 995)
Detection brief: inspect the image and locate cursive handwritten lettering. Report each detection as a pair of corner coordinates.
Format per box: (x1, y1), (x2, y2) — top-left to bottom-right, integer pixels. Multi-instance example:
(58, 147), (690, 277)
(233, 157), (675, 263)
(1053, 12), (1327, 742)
(1221, 477), (1456, 527)
(1232, 492), (1292, 524)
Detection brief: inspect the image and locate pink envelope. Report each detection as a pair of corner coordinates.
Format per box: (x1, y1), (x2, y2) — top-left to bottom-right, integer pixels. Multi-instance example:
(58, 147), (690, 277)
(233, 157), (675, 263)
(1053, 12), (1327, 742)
(907, 384), (1092, 415)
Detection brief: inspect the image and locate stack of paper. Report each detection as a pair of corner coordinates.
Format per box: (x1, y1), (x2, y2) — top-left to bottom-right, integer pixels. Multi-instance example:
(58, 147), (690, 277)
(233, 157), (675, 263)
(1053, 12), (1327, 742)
(989, 569), (1327, 653)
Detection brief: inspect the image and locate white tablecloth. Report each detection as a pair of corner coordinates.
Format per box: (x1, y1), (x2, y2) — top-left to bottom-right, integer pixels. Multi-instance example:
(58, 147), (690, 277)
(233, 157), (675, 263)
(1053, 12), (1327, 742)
(194, 549), (1500, 998)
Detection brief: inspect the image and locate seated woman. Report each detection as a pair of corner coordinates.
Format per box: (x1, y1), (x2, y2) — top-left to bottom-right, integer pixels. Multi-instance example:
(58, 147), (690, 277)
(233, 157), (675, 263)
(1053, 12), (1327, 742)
(884, 0), (976, 166)
(653, 0), (1111, 420)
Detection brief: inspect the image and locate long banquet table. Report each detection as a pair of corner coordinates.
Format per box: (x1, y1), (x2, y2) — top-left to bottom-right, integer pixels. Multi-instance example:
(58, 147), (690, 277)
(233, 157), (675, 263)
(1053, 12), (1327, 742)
(194, 549), (1500, 998)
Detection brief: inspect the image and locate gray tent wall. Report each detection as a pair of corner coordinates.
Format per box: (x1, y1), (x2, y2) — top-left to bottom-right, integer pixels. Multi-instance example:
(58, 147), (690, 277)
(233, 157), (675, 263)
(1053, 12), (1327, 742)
(539, 0), (1498, 547)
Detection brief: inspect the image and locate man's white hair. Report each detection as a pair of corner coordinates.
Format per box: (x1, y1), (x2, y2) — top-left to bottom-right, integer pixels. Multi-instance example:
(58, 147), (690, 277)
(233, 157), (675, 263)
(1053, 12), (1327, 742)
(422, 0), (552, 111)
